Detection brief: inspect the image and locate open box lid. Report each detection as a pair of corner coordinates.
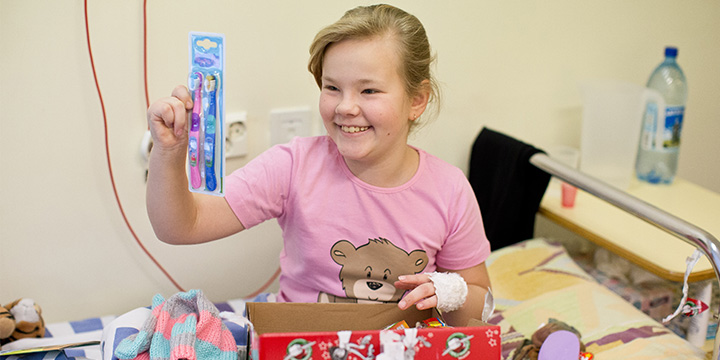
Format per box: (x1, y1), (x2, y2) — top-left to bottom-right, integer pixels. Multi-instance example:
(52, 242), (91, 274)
(246, 302), (436, 335)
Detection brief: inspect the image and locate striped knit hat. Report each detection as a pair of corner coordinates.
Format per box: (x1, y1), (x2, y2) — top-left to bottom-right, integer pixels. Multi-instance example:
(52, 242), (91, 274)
(115, 290), (238, 360)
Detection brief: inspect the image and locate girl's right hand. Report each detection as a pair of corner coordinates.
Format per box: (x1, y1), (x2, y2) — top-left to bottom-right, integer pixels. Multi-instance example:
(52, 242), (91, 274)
(147, 85), (193, 151)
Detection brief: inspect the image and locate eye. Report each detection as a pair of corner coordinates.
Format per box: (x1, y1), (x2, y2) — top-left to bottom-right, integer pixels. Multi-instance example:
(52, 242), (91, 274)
(362, 89), (379, 94)
(383, 269), (391, 281)
(365, 266), (373, 278)
(324, 85), (339, 92)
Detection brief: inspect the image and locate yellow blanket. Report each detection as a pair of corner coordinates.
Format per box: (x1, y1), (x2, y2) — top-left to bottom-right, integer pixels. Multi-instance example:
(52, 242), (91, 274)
(486, 239), (706, 359)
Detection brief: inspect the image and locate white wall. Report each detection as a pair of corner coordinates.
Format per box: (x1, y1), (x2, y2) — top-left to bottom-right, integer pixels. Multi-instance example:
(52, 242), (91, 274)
(1, 0), (718, 323)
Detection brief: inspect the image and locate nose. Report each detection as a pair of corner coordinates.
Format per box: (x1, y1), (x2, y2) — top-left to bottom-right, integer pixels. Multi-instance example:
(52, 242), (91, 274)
(366, 281), (383, 291)
(335, 93), (360, 117)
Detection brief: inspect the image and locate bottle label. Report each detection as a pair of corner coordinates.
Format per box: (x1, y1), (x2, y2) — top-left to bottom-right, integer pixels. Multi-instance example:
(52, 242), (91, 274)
(639, 102), (660, 150)
(662, 106), (684, 149)
(639, 104), (684, 151)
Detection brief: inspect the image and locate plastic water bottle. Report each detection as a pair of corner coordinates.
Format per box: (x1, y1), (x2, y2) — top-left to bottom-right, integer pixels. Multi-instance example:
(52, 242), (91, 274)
(635, 46), (688, 184)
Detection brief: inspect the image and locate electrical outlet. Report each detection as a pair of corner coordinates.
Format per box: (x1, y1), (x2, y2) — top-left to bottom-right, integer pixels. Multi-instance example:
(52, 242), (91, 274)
(270, 107), (312, 146)
(226, 111), (247, 158)
(140, 129), (153, 162)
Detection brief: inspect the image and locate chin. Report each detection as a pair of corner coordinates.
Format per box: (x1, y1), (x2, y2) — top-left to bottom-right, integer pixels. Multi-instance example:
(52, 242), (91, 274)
(331, 138), (372, 159)
(337, 148), (371, 162)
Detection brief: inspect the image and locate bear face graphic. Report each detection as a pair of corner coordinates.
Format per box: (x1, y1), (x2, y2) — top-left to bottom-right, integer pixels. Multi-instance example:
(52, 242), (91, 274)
(324, 237), (428, 303)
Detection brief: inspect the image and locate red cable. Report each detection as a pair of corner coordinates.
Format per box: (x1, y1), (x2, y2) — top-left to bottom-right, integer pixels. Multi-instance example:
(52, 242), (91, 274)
(140, 2), (280, 298)
(84, 0), (185, 292)
(86, 0), (280, 298)
(244, 267), (282, 299)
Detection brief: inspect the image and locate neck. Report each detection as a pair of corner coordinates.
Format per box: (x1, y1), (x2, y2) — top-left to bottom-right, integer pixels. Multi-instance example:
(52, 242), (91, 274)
(345, 145), (420, 188)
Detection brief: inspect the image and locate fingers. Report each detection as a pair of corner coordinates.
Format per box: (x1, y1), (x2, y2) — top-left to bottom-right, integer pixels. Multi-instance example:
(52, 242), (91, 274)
(171, 85), (193, 109)
(395, 273), (431, 288)
(147, 85), (193, 144)
(147, 100), (183, 134)
(398, 283), (437, 311)
(396, 276), (437, 311)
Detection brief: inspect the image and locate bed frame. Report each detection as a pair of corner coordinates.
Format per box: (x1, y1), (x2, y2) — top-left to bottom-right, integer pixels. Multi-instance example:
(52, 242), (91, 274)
(530, 153), (720, 359)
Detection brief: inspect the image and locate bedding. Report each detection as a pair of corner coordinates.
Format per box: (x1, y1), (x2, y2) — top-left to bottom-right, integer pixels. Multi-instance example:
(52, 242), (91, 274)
(487, 238), (706, 359)
(0, 239), (708, 360)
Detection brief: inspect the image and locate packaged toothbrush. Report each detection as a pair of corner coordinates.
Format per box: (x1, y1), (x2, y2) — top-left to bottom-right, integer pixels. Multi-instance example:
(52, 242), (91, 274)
(188, 32), (225, 196)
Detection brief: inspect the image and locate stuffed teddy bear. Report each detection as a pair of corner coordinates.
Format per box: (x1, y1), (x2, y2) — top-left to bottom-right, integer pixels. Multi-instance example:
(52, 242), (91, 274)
(0, 298), (45, 346)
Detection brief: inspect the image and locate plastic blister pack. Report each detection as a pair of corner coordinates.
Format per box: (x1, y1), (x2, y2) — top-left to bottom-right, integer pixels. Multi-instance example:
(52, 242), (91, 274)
(187, 32), (225, 196)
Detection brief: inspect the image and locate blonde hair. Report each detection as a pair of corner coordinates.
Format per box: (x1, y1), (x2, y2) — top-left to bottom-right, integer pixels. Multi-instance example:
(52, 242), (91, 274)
(308, 4), (440, 126)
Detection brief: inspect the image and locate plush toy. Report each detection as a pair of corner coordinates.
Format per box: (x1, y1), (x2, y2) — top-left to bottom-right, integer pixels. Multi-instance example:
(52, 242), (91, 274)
(0, 305), (14, 341)
(0, 299), (45, 346)
(512, 319), (591, 360)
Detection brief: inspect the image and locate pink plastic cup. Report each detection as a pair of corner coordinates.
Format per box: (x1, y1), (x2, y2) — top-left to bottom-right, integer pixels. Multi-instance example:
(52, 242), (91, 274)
(561, 182), (577, 208)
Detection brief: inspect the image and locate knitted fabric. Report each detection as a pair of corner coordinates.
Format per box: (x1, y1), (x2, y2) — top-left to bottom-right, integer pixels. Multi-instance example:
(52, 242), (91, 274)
(428, 272), (468, 313)
(114, 290), (238, 360)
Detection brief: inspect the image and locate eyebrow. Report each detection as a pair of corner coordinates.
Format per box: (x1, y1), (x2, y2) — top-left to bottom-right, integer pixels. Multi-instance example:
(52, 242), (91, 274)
(322, 76), (380, 87)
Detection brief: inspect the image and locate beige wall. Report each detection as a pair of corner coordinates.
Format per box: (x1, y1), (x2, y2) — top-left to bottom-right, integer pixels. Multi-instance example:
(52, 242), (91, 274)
(1, 0), (718, 323)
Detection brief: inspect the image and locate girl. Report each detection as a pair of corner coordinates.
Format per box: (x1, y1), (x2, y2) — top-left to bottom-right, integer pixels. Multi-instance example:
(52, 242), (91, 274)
(146, 4), (491, 326)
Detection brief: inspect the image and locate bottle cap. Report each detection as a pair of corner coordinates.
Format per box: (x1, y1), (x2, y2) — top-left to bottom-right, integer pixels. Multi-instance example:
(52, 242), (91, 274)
(665, 47), (678, 58)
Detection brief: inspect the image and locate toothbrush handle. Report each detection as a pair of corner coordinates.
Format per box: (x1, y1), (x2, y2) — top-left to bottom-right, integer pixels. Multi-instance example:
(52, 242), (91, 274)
(189, 112), (202, 189)
(204, 84), (218, 191)
(204, 124), (216, 191)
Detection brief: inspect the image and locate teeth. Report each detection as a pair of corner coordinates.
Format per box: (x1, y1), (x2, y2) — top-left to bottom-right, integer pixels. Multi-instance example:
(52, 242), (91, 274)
(341, 125), (369, 133)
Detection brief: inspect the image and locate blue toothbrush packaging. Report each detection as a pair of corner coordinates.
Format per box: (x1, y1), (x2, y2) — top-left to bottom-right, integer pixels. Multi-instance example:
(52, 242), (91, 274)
(187, 32), (225, 196)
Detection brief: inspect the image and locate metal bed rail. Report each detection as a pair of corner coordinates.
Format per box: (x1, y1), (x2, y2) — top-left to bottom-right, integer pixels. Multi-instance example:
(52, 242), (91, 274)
(530, 152), (720, 359)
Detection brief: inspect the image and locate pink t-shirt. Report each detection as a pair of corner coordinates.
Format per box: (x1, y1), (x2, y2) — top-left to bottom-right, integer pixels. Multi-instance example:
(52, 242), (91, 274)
(225, 136), (490, 304)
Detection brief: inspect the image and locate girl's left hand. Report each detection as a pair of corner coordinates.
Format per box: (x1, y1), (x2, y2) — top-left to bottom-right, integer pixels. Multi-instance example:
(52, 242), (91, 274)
(395, 274), (437, 311)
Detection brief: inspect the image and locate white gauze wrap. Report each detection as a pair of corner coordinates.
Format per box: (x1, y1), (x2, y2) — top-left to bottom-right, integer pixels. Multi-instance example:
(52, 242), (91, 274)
(428, 272), (468, 312)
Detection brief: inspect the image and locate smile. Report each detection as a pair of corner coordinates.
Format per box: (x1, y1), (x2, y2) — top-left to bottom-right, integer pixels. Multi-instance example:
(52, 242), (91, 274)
(340, 125), (370, 133)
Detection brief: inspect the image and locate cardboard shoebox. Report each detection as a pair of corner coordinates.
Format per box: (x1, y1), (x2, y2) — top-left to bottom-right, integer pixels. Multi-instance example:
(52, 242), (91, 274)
(245, 302), (501, 359)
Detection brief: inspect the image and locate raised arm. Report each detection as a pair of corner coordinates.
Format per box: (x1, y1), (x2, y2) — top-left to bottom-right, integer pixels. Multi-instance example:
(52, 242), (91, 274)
(146, 85), (244, 245)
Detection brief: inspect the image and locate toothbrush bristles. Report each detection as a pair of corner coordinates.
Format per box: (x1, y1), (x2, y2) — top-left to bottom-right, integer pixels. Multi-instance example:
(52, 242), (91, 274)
(191, 73), (202, 90)
(206, 74), (216, 91)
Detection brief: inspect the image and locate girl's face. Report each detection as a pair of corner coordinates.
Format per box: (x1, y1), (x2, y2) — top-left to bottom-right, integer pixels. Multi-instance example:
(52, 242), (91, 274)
(319, 36), (426, 167)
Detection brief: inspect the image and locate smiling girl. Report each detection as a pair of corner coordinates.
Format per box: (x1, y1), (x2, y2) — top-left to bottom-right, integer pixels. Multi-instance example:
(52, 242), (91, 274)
(146, 4), (491, 326)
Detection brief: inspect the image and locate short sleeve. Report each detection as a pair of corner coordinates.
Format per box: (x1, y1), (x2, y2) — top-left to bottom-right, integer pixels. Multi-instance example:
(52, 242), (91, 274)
(434, 174), (491, 270)
(224, 144), (293, 229)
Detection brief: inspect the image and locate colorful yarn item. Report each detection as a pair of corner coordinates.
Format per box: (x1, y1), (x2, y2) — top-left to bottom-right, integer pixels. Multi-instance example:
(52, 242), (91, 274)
(115, 290), (238, 360)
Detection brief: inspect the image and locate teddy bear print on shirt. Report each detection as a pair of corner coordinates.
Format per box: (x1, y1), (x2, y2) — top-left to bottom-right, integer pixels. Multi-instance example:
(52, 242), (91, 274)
(318, 237), (428, 304)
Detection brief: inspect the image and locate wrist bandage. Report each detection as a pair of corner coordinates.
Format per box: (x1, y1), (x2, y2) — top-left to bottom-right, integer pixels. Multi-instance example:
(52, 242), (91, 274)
(428, 272), (468, 312)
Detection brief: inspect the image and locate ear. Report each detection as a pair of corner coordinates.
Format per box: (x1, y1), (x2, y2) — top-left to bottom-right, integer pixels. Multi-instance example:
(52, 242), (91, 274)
(410, 80), (431, 120)
(408, 249), (429, 273)
(331, 240), (358, 266)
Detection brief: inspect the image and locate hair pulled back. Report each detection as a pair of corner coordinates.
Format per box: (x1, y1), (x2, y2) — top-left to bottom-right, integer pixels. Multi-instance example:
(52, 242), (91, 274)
(308, 4), (440, 123)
